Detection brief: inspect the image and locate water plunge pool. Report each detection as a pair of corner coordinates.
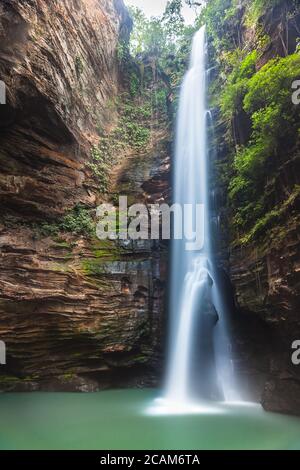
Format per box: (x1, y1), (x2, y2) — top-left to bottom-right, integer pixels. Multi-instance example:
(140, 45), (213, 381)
(0, 389), (299, 450)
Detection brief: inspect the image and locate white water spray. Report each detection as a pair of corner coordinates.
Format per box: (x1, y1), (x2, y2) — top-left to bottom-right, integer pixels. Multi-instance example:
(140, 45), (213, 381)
(163, 26), (240, 408)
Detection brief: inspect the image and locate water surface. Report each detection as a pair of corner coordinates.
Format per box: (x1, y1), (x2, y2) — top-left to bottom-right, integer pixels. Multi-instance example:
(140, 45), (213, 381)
(0, 390), (299, 450)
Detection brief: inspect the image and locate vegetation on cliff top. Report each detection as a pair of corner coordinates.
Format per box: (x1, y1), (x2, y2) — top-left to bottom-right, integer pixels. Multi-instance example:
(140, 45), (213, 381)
(47, 0), (300, 250)
(128, 1), (197, 100)
(88, 94), (152, 192)
(89, 1), (197, 195)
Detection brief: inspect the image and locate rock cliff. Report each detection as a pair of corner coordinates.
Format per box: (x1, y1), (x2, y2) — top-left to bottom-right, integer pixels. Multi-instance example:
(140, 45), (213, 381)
(210, 0), (300, 414)
(2, 0), (299, 417)
(0, 0), (169, 391)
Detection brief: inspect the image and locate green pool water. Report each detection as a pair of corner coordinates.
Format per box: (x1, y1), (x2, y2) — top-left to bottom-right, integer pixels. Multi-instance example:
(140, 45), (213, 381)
(0, 389), (299, 450)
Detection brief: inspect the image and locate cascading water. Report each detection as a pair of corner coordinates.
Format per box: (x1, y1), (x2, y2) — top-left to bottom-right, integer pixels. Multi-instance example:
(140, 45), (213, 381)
(163, 26), (240, 408)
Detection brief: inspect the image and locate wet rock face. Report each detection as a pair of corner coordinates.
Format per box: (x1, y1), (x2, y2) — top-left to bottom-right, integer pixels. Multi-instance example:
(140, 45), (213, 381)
(0, 0), (131, 217)
(230, 237), (300, 413)
(262, 351), (300, 416)
(0, 1), (168, 391)
(223, 3), (300, 414)
(0, 225), (167, 391)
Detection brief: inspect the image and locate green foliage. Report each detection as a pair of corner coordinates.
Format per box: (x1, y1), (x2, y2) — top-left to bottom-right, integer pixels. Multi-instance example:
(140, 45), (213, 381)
(240, 185), (300, 244)
(110, 98), (151, 151)
(129, 71), (140, 96)
(75, 56), (84, 77)
(200, 0), (300, 245)
(128, 1), (196, 101)
(88, 93), (153, 190)
(227, 52), (300, 240)
(228, 53), (300, 235)
(220, 50), (258, 122)
(128, 7), (165, 57)
(155, 88), (169, 113)
(197, 0), (239, 54)
(120, 119), (150, 149)
(117, 40), (130, 67)
(129, 2), (185, 58)
(60, 205), (95, 236)
(117, 41), (126, 62)
(243, 54), (300, 113)
(38, 222), (60, 238)
(245, 0), (282, 27)
(38, 205), (95, 238)
(163, 0), (185, 42)
(88, 145), (110, 193)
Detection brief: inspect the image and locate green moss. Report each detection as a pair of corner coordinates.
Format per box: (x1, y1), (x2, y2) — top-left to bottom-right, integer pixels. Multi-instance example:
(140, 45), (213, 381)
(81, 259), (105, 276)
(245, 0), (282, 27)
(117, 40), (129, 64)
(240, 185), (300, 245)
(51, 262), (71, 273)
(0, 376), (20, 384)
(91, 239), (128, 255)
(53, 240), (73, 249)
(87, 145), (110, 193)
(71, 352), (83, 358)
(229, 53), (300, 230)
(132, 354), (148, 364)
(220, 50), (258, 123)
(201, 0), (300, 248)
(88, 91), (153, 192)
(92, 250), (112, 258)
(24, 375), (40, 382)
(81, 242), (123, 275)
(61, 373), (76, 382)
(32, 205), (95, 240)
(75, 56), (84, 77)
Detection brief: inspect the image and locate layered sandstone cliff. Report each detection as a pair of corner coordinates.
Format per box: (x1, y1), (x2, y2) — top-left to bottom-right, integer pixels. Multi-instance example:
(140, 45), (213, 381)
(0, 0), (169, 391)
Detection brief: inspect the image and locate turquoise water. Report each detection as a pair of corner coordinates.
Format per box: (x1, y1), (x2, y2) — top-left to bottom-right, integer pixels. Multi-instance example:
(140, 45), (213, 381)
(0, 389), (300, 450)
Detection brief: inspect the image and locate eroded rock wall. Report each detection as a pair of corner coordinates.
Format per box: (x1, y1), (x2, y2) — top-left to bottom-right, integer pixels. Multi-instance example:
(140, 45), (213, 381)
(211, 0), (300, 413)
(0, 0), (169, 391)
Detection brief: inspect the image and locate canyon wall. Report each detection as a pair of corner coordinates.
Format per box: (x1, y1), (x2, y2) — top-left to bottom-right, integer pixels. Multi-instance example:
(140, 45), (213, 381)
(0, 0), (169, 391)
(1, 0), (299, 417)
(210, 0), (300, 414)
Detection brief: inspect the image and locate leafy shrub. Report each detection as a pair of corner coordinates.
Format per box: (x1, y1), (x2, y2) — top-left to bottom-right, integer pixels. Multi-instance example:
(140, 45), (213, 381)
(220, 50), (258, 121)
(87, 146), (110, 193)
(38, 205), (95, 238)
(87, 94), (152, 191)
(245, 0), (282, 27)
(240, 185), (300, 244)
(200, 0), (300, 245)
(228, 53), (300, 234)
(60, 205), (95, 236)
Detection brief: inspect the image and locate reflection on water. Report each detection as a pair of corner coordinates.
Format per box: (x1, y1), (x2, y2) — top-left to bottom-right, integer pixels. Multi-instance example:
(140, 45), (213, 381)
(0, 390), (299, 450)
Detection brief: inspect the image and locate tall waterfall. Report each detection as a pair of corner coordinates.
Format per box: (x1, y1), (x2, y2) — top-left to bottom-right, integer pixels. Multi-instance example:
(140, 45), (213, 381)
(164, 26), (239, 407)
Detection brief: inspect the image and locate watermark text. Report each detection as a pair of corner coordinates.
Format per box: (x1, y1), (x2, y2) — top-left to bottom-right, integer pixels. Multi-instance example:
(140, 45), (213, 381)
(292, 80), (300, 105)
(96, 197), (205, 252)
(0, 80), (6, 104)
(0, 341), (6, 365)
(292, 340), (300, 365)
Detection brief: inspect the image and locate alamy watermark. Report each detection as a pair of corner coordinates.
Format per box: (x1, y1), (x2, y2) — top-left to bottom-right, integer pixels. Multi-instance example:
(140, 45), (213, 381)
(292, 80), (300, 105)
(0, 80), (6, 104)
(96, 197), (205, 252)
(0, 341), (6, 365)
(292, 340), (300, 365)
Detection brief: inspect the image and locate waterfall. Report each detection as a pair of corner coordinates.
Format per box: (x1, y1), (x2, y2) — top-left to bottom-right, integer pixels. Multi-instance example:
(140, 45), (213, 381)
(164, 26), (240, 407)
